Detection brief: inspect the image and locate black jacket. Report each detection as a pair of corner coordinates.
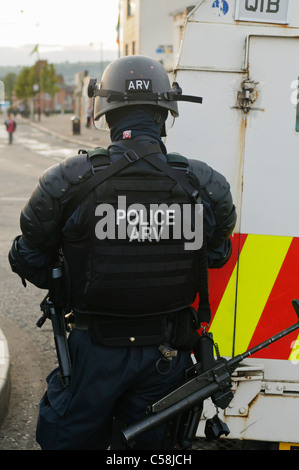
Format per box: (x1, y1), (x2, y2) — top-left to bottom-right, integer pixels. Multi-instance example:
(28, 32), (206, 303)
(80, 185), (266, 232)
(8, 114), (236, 316)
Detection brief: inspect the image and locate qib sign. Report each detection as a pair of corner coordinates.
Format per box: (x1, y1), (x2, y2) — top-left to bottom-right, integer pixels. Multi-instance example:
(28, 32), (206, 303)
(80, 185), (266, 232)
(235, 0), (291, 24)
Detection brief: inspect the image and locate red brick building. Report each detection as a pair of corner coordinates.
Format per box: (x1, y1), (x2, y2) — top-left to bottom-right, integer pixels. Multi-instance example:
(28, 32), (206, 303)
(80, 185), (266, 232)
(33, 73), (75, 115)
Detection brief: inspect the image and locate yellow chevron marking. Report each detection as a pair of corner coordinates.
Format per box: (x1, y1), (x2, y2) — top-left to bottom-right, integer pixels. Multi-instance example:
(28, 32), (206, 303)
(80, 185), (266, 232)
(210, 235), (292, 357)
(234, 235), (292, 354)
(289, 336), (299, 363)
(210, 262), (238, 358)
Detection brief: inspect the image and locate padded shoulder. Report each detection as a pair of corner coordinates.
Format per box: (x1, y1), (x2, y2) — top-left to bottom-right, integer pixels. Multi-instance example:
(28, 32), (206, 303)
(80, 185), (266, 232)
(187, 159), (236, 248)
(166, 152), (189, 167)
(188, 159), (231, 202)
(39, 153), (91, 200)
(20, 150), (102, 247)
(30, 147), (110, 213)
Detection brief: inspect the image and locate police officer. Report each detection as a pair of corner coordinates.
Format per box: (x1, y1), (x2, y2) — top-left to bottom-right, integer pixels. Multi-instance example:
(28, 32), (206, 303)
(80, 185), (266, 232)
(8, 56), (236, 450)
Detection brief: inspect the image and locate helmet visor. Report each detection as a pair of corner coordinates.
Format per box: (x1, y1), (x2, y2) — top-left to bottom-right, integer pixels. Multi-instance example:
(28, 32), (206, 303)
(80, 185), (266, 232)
(94, 113), (110, 131)
(165, 113), (176, 133)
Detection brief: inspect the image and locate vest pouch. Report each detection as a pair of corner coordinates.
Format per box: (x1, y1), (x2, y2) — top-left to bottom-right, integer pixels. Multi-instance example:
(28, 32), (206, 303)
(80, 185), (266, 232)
(83, 238), (196, 315)
(169, 307), (200, 351)
(88, 314), (167, 347)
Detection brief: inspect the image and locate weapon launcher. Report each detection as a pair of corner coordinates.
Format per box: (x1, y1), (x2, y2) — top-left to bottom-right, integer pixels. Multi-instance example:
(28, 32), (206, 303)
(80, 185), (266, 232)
(122, 299), (299, 445)
(36, 264), (72, 388)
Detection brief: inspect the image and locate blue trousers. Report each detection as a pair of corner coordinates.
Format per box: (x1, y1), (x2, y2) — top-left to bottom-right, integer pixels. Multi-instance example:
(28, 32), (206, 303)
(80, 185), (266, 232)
(36, 329), (192, 450)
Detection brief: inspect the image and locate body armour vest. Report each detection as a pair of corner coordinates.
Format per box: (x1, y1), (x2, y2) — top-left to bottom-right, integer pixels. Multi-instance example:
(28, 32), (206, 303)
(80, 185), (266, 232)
(62, 141), (204, 318)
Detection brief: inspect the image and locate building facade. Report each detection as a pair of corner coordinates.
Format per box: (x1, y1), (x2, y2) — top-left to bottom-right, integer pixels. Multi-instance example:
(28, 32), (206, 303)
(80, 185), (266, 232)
(118, 0), (195, 70)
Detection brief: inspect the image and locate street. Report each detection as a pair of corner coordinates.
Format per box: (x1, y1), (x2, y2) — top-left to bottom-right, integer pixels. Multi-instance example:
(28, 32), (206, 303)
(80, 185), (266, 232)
(0, 120), (79, 450)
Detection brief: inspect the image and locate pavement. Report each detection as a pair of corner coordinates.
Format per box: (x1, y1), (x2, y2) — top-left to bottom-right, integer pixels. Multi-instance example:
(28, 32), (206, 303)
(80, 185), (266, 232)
(0, 112), (111, 426)
(28, 112), (112, 149)
(0, 328), (10, 426)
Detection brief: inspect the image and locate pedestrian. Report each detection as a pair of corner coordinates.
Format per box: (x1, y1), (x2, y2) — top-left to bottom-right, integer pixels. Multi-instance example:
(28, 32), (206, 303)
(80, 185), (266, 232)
(86, 107), (92, 128)
(8, 55), (236, 450)
(4, 113), (16, 144)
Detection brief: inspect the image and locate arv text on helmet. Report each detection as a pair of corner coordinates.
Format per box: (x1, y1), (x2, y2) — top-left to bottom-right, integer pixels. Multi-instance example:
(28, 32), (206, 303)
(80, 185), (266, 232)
(126, 79), (152, 91)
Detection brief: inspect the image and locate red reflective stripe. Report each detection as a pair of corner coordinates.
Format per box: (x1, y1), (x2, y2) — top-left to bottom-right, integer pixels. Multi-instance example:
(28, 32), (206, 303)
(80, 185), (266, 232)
(209, 233), (247, 323)
(248, 237), (299, 359)
(192, 233), (246, 320)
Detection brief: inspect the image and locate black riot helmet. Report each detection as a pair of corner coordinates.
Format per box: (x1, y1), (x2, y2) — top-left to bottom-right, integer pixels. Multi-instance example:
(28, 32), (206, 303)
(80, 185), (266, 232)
(88, 55), (202, 130)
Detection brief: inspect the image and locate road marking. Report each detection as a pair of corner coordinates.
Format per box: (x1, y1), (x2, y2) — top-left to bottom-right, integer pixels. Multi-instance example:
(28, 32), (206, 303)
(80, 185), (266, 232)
(13, 129), (75, 161)
(17, 136), (74, 159)
(0, 341), (5, 365)
(0, 197), (28, 202)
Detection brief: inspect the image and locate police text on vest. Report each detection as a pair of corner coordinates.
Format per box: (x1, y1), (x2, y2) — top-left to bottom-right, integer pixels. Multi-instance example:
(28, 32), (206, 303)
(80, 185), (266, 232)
(95, 196), (203, 250)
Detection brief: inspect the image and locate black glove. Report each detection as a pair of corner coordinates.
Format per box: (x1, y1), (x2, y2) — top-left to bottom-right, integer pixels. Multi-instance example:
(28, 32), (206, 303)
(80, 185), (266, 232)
(8, 236), (50, 289)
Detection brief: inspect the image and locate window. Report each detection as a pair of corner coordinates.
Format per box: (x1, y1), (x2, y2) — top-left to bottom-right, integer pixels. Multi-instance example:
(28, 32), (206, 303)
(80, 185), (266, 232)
(127, 0), (136, 17)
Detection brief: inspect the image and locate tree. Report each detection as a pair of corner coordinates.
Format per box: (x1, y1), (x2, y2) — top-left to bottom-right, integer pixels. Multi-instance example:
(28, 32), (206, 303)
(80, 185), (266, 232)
(14, 61), (59, 100)
(41, 63), (60, 97)
(14, 67), (35, 101)
(3, 73), (17, 103)
(14, 61), (60, 116)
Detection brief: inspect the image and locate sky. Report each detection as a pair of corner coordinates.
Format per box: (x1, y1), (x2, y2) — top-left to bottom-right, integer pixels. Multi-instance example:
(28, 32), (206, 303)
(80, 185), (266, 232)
(0, 0), (120, 65)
